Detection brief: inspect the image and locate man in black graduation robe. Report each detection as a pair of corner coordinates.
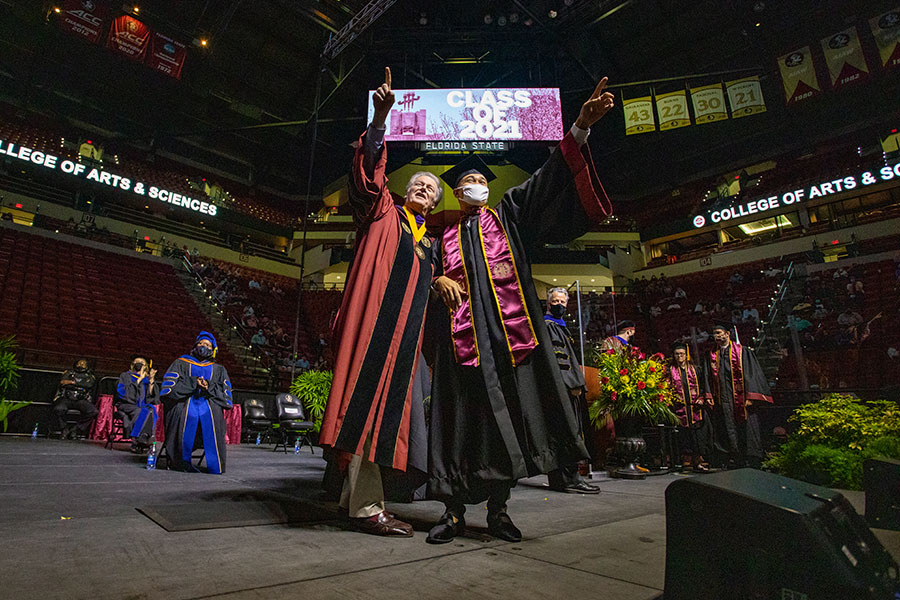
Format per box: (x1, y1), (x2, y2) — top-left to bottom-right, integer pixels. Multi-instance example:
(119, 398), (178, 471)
(51, 358), (98, 439)
(426, 79), (614, 544)
(160, 332), (233, 474)
(544, 287), (600, 494)
(115, 354), (160, 453)
(702, 323), (773, 469)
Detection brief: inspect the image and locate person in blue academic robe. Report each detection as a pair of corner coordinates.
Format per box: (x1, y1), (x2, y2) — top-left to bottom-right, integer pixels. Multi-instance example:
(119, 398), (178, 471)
(160, 332), (233, 474)
(115, 354), (160, 453)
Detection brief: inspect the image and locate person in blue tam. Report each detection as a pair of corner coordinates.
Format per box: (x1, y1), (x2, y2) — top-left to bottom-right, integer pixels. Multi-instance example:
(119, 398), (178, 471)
(160, 332), (233, 474)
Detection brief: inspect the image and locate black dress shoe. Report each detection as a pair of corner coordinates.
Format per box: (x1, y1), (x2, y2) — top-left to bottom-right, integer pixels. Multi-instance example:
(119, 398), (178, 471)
(562, 481), (601, 494)
(426, 512), (465, 544)
(487, 511), (521, 542)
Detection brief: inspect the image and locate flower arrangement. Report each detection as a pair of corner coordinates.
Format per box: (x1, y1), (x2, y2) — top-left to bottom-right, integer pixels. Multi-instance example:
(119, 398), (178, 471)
(588, 344), (678, 428)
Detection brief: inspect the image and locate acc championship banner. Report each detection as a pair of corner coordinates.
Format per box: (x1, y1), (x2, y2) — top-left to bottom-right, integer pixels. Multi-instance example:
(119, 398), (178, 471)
(870, 9), (900, 70)
(106, 15), (151, 62)
(821, 27), (870, 88)
(690, 84), (727, 124)
(623, 96), (655, 135)
(147, 32), (187, 79)
(778, 46), (821, 104)
(367, 88), (563, 142)
(725, 77), (766, 118)
(655, 91), (690, 131)
(57, 0), (108, 44)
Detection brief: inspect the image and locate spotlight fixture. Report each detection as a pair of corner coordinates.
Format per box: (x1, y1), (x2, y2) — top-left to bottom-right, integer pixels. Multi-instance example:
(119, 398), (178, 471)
(132, 5), (139, 14)
(509, 12), (519, 23)
(483, 13), (493, 24)
(497, 15), (507, 26)
(548, 10), (558, 18)
(53, 6), (61, 13)
(418, 12), (427, 25)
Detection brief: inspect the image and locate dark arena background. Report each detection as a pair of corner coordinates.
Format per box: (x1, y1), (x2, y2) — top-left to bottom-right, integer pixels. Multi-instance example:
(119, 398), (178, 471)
(1, 1), (900, 598)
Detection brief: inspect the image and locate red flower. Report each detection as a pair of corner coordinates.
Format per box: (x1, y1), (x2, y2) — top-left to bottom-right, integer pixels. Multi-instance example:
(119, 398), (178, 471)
(605, 349), (616, 355)
(619, 369), (628, 376)
(657, 394), (665, 402)
(611, 390), (618, 402)
(601, 377), (610, 384)
(637, 381), (646, 390)
(648, 366), (656, 373)
(639, 353), (646, 360)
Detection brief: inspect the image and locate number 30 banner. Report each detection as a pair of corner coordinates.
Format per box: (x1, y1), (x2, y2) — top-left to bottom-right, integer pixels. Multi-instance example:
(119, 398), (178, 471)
(726, 77), (766, 118)
(655, 90), (691, 131)
(690, 83), (728, 124)
(623, 95), (656, 135)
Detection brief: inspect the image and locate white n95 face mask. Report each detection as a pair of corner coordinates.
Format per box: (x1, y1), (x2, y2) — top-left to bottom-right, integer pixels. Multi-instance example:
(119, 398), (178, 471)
(459, 184), (490, 206)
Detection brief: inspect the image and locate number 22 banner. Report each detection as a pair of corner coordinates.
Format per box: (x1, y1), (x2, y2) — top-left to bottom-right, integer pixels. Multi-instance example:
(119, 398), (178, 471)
(655, 90), (690, 131)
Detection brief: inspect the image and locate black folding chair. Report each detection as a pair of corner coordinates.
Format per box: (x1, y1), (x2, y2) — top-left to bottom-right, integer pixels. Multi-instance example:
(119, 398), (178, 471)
(242, 398), (274, 444)
(272, 393), (315, 454)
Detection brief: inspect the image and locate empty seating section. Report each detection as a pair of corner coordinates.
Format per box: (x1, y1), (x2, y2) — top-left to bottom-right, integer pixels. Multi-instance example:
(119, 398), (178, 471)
(0, 116), (296, 227)
(0, 226), (248, 383)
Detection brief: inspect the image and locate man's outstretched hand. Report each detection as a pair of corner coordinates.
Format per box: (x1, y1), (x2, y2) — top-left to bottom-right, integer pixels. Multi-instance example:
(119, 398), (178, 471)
(433, 275), (465, 312)
(575, 77), (615, 130)
(372, 67), (395, 129)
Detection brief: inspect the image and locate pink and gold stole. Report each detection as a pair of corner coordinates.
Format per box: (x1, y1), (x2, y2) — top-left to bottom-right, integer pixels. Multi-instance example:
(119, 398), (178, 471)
(442, 207), (538, 367)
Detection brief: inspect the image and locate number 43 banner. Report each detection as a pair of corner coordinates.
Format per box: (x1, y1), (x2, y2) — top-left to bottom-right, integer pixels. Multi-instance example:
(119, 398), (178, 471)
(623, 96), (656, 135)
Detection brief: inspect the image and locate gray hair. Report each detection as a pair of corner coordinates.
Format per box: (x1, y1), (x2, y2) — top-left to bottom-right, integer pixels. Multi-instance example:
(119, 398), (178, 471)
(547, 287), (569, 303)
(405, 171), (444, 206)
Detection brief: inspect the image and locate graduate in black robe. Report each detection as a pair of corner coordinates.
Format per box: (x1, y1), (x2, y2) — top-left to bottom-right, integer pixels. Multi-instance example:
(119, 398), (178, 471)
(115, 354), (159, 453)
(702, 322), (773, 469)
(544, 287), (600, 493)
(426, 79), (615, 544)
(160, 332), (233, 474)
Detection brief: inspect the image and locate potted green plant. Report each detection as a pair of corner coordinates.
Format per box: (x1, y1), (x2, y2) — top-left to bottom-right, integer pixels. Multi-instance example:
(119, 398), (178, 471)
(0, 335), (28, 432)
(288, 370), (333, 434)
(589, 344), (678, 479)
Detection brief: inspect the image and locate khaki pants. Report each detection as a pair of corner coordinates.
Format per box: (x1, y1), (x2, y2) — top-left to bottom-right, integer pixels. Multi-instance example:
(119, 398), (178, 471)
(339, 433), (384, 518)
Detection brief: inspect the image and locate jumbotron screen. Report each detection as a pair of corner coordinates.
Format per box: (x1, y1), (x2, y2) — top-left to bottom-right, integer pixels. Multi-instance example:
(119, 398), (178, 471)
(366, 88), (564, 142)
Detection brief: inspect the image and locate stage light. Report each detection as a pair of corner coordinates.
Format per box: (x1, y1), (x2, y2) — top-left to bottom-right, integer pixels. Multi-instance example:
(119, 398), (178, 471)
(132, 5), (139, 14)
(483, 14), (493, 24)
(548, 10), (558, 18)
(53, 6), (61, 13)
(200, 38), (208, 47)
(755, 22), (761, 27)
(509, 12), (519, 23)
(497, 15), (507, 26)
(524, 18), (533, 26)
(86, 139), (92, 144)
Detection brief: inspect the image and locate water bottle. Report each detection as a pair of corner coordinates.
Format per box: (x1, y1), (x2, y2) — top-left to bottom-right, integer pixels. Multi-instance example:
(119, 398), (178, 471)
(146, 442), (157, 470)
(293, 438), (300, 454)
(31, 423), (38, 439)
(255, 432), (261, 446)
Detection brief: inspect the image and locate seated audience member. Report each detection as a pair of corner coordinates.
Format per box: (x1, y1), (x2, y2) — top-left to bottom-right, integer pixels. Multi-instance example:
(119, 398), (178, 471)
(729, 271), (743, 285)
(742, 307), (760, 323)
(51, 359), (98, 439)
(296, 355), (311, 371)
(837, 308), (863, 327)
(248, 279), (260, 290)
(649, 304), (662, 317)
(888, 346), (899, 360)
(251, 329), (268, 346)
(674, 287), (686, 299)
(812, 300), (828, 320)
(243, 305), (254, 318)
(115, 355), (160, 453)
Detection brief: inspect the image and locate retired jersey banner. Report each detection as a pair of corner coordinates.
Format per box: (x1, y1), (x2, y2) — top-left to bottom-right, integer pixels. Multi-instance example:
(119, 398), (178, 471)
(690, 84), (727, 124)
(726, 77), (766, 118)
(870, 9), (900, 70)
(622, 96), (655, 135)
(778, 46), (821, 104)
(821, 27), (870, 88)
(655, 91), (690, 131)
(106, 15), (151, 62)
(147, 32), (187, 79)
(57, 0), (108, 44)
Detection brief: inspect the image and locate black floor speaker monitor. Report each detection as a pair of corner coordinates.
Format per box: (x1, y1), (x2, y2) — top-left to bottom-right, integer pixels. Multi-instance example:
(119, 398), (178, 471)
(665, 469), (899, 600)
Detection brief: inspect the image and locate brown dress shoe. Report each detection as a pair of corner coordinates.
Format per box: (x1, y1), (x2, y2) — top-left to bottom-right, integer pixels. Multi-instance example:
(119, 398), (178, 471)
(351, 511), (414, 537)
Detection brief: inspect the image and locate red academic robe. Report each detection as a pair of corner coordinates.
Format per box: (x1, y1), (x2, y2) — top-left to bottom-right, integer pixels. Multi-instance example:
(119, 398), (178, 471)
(319, 130), (434, 472)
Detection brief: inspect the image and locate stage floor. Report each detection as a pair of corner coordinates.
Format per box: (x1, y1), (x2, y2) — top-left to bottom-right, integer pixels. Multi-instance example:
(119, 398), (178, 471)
(0, 437), (894, 600)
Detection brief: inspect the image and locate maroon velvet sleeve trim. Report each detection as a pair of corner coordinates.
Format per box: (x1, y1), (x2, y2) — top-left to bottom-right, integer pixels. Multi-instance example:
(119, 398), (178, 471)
(746, 391), (773, 404)
(558, 131), (613, 223)
(351, 129), (393, 222)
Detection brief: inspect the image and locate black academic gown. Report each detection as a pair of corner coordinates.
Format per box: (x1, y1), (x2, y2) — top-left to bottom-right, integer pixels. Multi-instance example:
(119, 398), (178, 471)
(702, 344), (771, 462)
(545, 317), (595, 460)
(428, 132), (609, 504)
(115, 371), (160, 443)
(160, 356), (233, 474)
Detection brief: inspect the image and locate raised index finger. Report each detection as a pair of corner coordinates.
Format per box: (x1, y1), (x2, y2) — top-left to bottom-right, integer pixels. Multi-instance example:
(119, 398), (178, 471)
(385, 67), (392, 89)
(592, 77), (609, 99)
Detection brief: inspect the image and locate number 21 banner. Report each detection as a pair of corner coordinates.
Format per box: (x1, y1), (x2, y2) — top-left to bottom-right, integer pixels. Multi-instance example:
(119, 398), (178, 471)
(623, 95), (656, 135)
(726, 77), (766, 118)
(690, 83), (728, 124)
(655, 90), (690, 131)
